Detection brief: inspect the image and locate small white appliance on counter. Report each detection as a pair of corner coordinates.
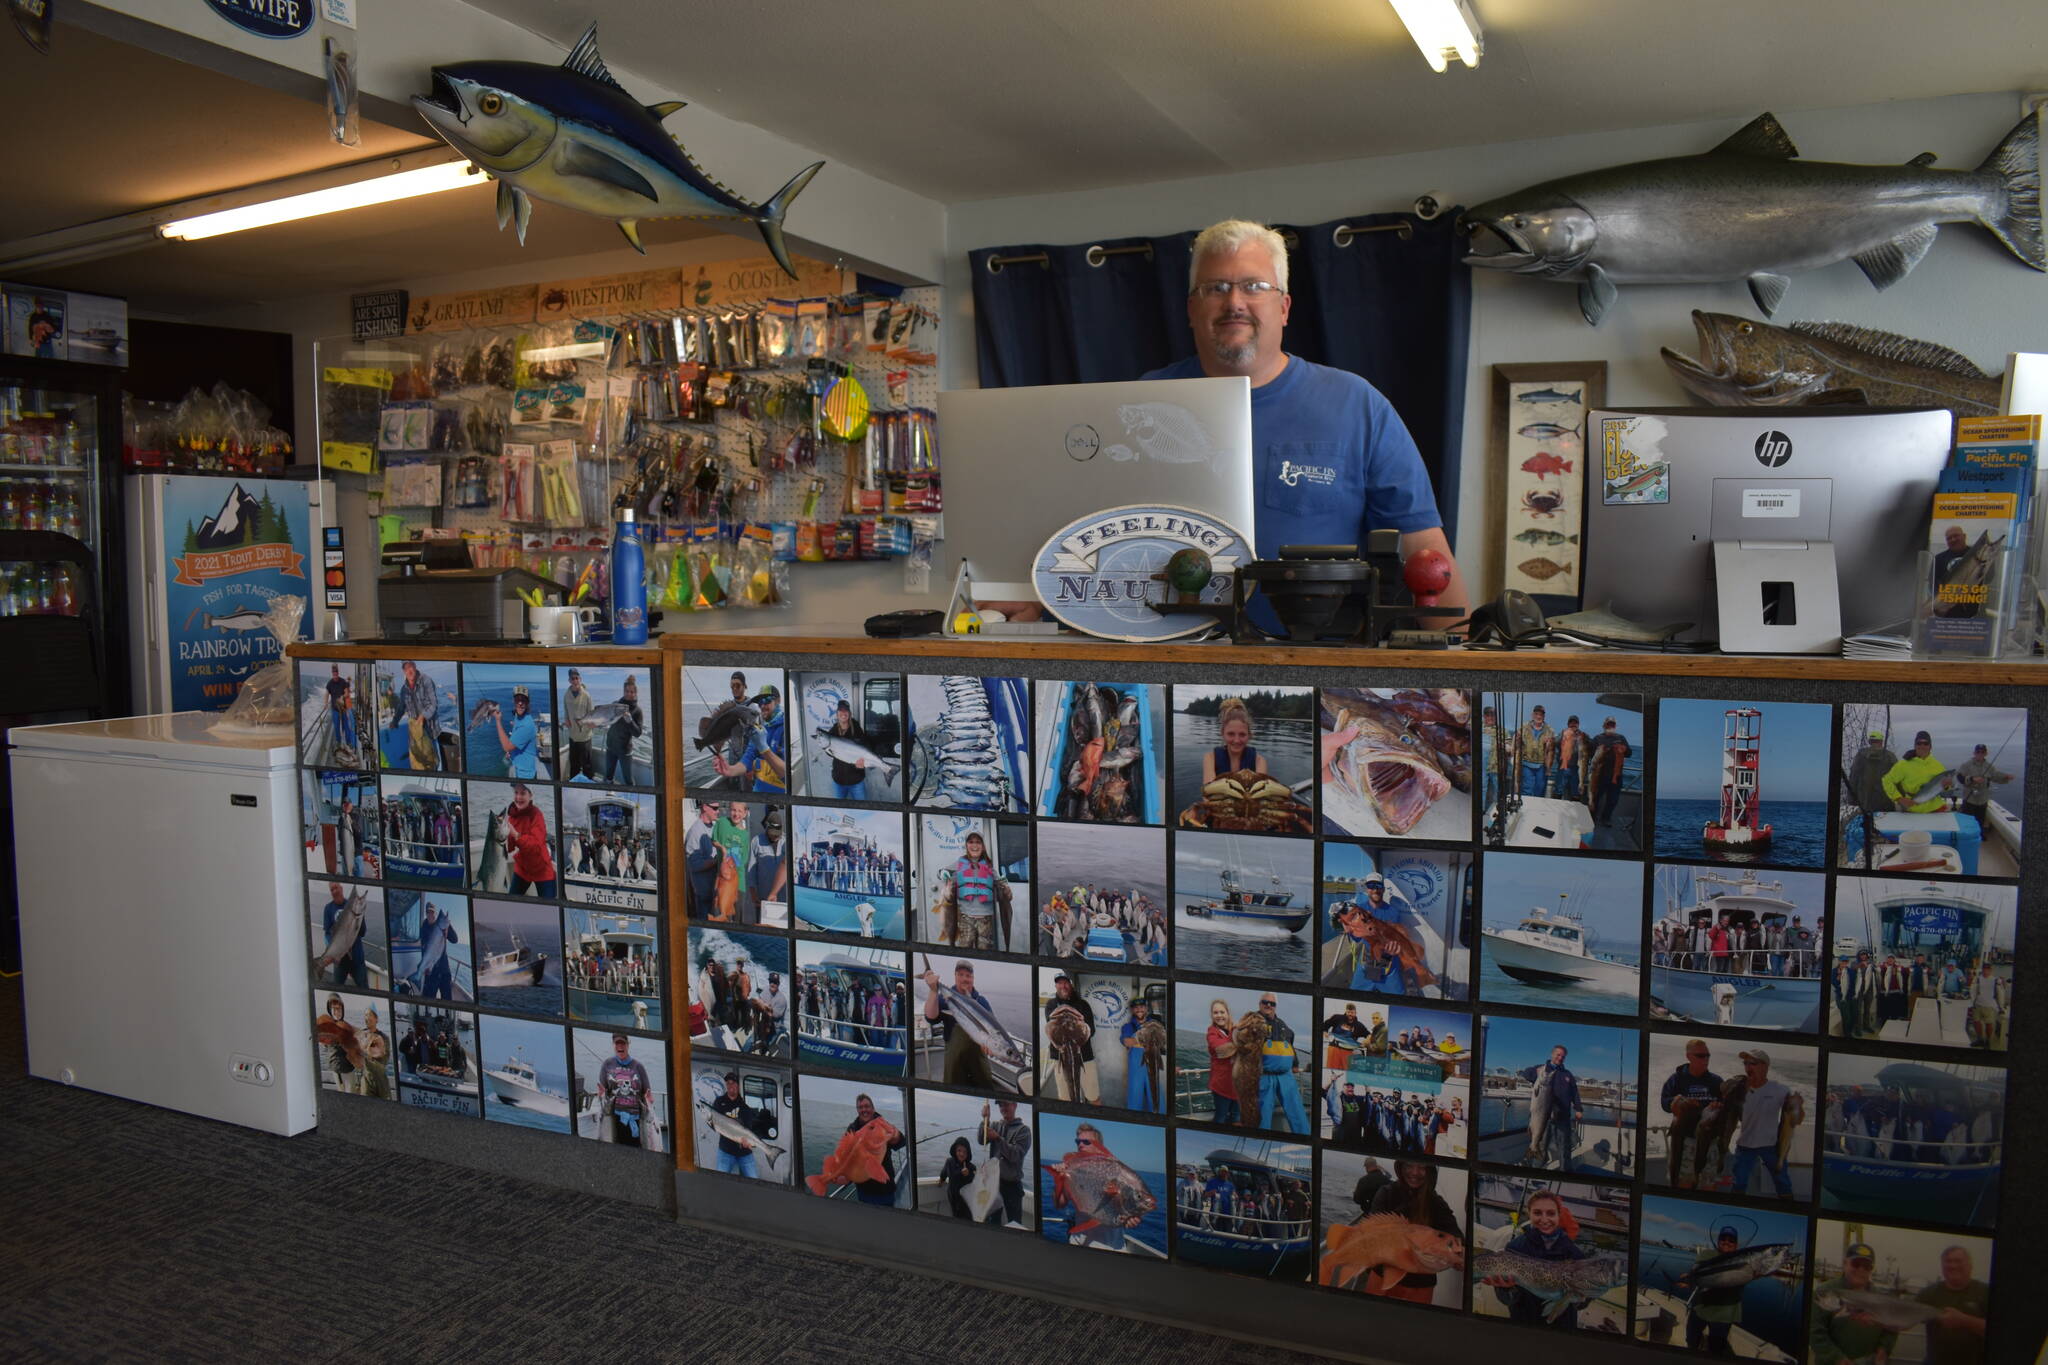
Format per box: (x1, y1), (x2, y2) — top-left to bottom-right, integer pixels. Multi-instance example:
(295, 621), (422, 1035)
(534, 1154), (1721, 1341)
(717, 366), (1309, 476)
(11, 712), (316, 1135)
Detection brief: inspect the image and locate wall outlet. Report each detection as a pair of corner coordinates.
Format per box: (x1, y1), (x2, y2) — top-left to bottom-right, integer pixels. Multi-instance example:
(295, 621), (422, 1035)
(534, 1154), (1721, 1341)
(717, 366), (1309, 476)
(230, 1053), (275, 1087)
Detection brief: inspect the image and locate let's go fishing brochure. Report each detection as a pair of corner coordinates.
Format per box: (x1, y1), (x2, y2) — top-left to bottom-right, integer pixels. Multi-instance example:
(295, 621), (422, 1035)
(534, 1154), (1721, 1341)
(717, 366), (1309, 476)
(1920, 415), (2040, 655)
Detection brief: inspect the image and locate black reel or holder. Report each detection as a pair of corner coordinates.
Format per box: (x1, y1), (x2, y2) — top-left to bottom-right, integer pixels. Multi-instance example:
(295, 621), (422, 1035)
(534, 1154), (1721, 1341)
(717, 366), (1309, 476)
(1148, 533), (1462, 646)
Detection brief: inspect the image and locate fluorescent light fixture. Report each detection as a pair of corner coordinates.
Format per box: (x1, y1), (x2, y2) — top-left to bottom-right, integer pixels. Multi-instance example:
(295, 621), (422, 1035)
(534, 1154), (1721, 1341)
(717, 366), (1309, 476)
(1387, 0), (1483, 72)
(159, 161), (484, 241)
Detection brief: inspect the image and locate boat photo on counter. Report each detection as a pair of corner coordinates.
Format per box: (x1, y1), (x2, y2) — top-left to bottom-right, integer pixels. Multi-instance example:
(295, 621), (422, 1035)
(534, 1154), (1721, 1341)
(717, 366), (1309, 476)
(790, 806), (906, 938)
(393, 1001), (480, 1116)
(479, 1014), (570, 1134)
(379, 775), (466, 888)
(1828, 876), (2014, 1051)
(1171, 1133), (1315, 1282)
(793, 940), (908, 1078)
(1835, 703), (2025, 877)
(565, 907), (663, 1032)
(1819, 1054), (2004, 1229)
(1479, 851), (1643, 1017)
(1476, 1015), (1639, 1177)
(1649, 865), (1825, 1031)
(1483, 692), (1642, 852)
(1174, 830), (1315, 982)
(1036, 679), (1167, 825)
(472, 896), (563, 1016)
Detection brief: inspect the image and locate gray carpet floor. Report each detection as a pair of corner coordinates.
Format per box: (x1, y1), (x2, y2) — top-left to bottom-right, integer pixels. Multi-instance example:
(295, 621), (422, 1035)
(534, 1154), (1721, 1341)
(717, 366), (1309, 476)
(0, 979), (1329, 1363)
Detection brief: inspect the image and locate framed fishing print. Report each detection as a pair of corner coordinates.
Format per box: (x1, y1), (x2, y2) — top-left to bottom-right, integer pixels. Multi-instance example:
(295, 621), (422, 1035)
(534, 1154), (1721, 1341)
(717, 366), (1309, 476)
(1485, 360), (1605, 609)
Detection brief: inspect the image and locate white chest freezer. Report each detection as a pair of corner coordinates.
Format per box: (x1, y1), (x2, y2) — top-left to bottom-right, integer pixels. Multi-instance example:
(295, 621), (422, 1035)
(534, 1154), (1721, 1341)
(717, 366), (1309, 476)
(11, 712), (316, 1135)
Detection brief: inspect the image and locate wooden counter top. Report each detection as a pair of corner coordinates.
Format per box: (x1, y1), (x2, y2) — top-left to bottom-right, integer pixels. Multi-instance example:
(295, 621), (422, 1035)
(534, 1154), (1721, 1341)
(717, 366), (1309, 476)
(660, 628), (2048, 685)
(286, 631), (2048, 685)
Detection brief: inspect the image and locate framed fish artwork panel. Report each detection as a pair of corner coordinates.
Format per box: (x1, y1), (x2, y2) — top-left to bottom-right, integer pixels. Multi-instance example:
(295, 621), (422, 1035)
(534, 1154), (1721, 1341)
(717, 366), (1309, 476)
(1485, 361), (1606, 612)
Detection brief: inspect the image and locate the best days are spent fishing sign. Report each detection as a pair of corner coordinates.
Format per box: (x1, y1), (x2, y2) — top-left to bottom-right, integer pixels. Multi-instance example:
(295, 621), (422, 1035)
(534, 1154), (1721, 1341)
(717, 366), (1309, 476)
(1032, 504), (1249, 642)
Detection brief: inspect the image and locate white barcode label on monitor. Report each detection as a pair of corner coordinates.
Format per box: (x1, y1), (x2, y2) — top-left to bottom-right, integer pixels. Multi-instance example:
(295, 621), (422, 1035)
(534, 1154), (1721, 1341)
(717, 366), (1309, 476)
(1743, 489), (1800, 518)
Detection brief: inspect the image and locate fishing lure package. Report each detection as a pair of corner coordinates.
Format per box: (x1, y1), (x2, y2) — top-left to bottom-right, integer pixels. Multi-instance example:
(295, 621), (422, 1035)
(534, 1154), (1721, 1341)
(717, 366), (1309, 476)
(500, 444), (538, 522)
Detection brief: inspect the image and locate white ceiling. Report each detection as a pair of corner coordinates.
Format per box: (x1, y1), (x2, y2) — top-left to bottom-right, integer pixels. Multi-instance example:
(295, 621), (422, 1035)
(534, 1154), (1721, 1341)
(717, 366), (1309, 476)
(462, 0), (2048, 201)
(3, 1), (2045, 315)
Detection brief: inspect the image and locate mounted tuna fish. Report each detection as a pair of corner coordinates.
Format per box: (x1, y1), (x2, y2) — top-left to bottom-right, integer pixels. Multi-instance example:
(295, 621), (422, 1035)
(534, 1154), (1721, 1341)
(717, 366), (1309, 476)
(1460, 111), (2043, 325)
(413, 24), (823, 273)
(1661, 309), (2005, 417)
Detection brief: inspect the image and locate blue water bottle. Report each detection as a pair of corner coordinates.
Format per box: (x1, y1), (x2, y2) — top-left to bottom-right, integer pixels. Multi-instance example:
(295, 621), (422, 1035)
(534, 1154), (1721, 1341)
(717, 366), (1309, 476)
(609, 508), (649, 645)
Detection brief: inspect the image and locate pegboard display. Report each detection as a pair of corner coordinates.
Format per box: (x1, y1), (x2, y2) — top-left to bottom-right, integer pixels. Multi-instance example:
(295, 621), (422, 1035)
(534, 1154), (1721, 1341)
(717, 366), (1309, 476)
(313, 281), (942, 615)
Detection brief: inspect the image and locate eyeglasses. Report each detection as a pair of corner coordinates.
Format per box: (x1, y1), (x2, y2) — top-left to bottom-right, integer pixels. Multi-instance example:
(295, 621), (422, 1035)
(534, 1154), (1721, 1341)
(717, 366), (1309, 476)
(1190, 279), (1281, 299)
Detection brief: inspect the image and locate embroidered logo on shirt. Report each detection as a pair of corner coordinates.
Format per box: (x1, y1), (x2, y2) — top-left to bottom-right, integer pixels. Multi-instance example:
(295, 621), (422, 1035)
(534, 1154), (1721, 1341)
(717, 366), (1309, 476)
(1278, 461), (1337, 488)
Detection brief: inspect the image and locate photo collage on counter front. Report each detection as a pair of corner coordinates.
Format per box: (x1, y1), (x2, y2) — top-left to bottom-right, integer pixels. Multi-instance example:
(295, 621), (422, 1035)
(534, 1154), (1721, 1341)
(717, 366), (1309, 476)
(295, 659), (670, 1162)
(672, 663), (2011, 1347)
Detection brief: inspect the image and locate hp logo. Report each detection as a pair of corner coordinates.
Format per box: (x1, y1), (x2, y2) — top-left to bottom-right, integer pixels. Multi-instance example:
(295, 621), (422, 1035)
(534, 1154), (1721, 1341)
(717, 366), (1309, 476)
(1754, 431), (1792, 467)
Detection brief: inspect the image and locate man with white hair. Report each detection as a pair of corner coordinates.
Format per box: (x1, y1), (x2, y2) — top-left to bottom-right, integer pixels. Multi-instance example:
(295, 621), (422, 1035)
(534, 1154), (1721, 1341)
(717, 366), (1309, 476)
(1144, 219), (1468, 616)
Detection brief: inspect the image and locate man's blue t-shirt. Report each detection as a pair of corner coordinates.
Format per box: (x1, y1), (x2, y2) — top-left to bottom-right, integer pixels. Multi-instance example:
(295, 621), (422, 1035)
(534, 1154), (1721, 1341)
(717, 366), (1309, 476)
(1141, 354), (1441, 560)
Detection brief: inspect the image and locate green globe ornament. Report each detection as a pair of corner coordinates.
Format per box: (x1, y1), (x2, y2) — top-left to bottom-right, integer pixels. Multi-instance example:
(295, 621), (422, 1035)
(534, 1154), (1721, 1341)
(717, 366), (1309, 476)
(1164, 546), (1213, 595)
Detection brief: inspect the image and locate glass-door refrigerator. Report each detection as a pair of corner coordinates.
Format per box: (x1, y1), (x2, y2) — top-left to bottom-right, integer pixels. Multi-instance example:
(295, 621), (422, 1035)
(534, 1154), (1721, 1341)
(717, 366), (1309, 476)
(0, 353), (127, 975)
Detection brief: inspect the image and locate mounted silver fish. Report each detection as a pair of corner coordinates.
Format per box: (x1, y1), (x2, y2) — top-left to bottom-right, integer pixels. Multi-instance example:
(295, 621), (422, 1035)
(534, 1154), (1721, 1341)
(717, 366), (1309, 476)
(1460, 111), (2043, 325)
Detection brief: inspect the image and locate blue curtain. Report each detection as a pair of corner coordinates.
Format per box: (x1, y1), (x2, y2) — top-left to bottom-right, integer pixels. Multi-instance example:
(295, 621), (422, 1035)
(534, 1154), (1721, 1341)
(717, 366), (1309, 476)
(968, 213), (1470, 542)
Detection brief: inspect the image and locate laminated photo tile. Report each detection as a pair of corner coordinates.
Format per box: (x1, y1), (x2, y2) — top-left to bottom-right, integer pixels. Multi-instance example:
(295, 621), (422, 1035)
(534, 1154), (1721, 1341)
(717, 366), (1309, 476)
(904, 673), (1031, 813)
(1645, 1033), (1818, 1200)
(1173, 984), (1316, 1139)
(298, 659), (374, 770)
(311, 989), (395, 1100)
(387, 888), (472, 1003)
(912, 1088), (1035, 1229)
(1650, 864), (1827, 1032)
(394, 1000), (480, 1116)
(1317, 1152), (1468, 1309)
(691, 1059), (793, 1185)
(1480, 692), (1642, 852)
(466, 780), (560, 898)
(308, 878), (387, 993)
(570, 1027), (669, 1151)
(1038, 1113), (1168, 1256)
(686, 926), (790, 1058)
(1636, 1195), (1808, 1358)
(1819, 1053), (2005, 1229)
(910, 813), (1030, 952)
(1319, 842), (1472, 1000)
(1474, 1015), (1639, 1177)
(1034, 680), (1169, 824)
(1174, 830), (1315, 982)
(478, 1014), (571, 1133)
(1033, 822), (1168, 967)
(1836, 703), (2026, 876)
(1471, 1173), (1633, 1333)
(1319, 999), (1471, 1160)
(559, 786), (658, 912)
(1035, 968), (1168, 1115)
(472, 897), (564, 1018)
(1479, 851), (1645, 1018)
(793, 940), (908, 1078)
(1172, 1131), (1314, 1282)
(303, 768), (380, 880)
(460, 662), (554, 781)
(791, 670), (905, 802)
(1811, 1220), (1992, 1363)
(378, 773), (466, 889)
(557, 665), (653, 787)
(372, 657), (461, 772)
(801, 1074), (911, 1208)
(790, 806), (906, 938)
(681, 798), (789, 928)
(564, 906), (663, 1032)
(1654, 698), (1833, 868)
(909, 953), (1033, 1096)
(1171, 684), (1316, 834)
(681, 664), (787, 794)
(1829, 877), (2014, 1051)
(1320, 687), (1473, 841)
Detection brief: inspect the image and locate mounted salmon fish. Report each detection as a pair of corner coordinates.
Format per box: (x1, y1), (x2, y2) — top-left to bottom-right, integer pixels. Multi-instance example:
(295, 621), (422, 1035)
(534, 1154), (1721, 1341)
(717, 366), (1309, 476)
(1458, 111), (2042, 325)
(413, 23), (823, 275)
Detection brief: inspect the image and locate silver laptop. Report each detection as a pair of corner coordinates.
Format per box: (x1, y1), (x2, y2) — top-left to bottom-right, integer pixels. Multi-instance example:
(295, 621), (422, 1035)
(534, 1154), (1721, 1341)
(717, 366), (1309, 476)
(938, 377), (1255, 586)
